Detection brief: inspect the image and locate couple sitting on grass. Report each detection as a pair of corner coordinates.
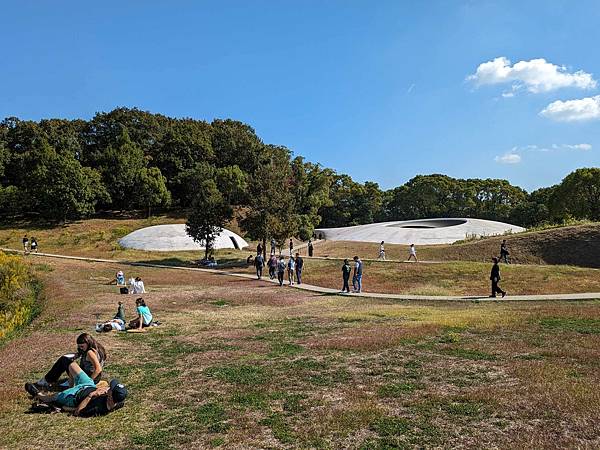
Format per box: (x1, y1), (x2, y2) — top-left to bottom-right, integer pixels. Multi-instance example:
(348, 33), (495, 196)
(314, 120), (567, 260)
(24, 333), (127, 417)
(96, 298), (154, 332)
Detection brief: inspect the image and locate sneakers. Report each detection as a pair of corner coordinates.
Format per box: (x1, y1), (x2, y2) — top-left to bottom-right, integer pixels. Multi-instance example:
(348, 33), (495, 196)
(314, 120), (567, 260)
(25, 382), (40, 397)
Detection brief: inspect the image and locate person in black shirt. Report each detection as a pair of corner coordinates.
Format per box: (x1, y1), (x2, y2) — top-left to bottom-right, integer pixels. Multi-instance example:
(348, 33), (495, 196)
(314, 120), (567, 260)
(307, 239), (313, 257)
(295, 253), (304, 284)
(341, 259), (351, 293)
(490, 257), (506, 298)
(500, 239), (510, 264)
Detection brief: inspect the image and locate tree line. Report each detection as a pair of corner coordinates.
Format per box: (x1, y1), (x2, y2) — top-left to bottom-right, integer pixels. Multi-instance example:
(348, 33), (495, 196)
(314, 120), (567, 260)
(0, 108), (598, 243)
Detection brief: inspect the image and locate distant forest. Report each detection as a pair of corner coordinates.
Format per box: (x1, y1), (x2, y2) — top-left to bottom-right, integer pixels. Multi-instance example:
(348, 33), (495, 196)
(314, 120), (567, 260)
(1, 108), (598, 239)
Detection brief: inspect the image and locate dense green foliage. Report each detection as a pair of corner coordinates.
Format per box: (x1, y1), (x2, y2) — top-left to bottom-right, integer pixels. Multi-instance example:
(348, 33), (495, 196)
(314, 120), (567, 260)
(1, 108), (598, 235)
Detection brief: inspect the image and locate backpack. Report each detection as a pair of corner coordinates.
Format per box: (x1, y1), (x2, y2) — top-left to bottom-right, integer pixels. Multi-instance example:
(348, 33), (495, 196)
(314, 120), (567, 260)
(120, 287), (129, 294)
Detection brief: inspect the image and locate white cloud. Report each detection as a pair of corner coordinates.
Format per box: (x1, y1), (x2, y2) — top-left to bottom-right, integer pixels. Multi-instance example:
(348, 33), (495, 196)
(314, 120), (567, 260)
(562, 143), (592, 151)
(468, 57), (596, 94)
(540, 95), (600, 122)
(494, 150), (521, 164)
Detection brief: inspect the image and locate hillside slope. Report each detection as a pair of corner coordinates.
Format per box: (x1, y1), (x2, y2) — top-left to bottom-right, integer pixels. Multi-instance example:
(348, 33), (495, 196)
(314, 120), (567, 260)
(427, 223), (600, 267)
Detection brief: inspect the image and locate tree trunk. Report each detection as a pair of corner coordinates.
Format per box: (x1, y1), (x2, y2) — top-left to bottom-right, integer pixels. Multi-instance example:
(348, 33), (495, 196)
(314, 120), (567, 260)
(204, 232), (210, 260)
(262, 237), (267, 261)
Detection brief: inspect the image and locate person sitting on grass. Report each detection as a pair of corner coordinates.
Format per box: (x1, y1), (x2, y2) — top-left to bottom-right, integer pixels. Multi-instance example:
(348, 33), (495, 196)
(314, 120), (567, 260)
(129, 276), (146, 294)
(128, 297), (153, 329)
(26, 333), (106, 391)
(26, 361), (127, 417)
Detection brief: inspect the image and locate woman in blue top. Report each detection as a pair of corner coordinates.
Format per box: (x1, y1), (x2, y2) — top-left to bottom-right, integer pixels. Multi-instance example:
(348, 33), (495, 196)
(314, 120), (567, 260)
(128, 297), (153, 330)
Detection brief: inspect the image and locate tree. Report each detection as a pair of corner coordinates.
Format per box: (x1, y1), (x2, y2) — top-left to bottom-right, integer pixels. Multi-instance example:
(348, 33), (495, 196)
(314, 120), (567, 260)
(186, 179), (233, 259)
(550, 168), (600, 221)
(135, 167), (171, 217)
(241, 145), (297, 259)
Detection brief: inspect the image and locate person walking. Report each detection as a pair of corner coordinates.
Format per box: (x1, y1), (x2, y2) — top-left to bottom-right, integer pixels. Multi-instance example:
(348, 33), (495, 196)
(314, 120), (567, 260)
(289, 238), (294, 257)
(277, 257), (286, 286)
(378, 241), (386, 260)
(352, 256), (363, 293)
(407, 244), (418, 262)
(22, 235), (29, 253)
(500, 239), (510, 264)
(270, 238), (276, 256)
(341, 259), (351, 293)
(268, 254), (277, 279)
(295, 253), (304, 285)
(257, 242), (263, 256)
(254, 253), (265, 279)
(490, 257), (506, 298)
(307, 239), (314, 257)
(30, 237), (38, 253)
(287, 256), (295, 285)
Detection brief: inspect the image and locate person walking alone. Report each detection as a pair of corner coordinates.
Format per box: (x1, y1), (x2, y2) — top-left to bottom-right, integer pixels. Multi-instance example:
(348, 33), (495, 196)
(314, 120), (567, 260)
(270, 238), (276, 256)
(490, 257), (506, 298)
(407, 244), (418, 262)
(500, 239), (510, 264)
(378, 241), (386, 260)
(295, 253), (304, 284)
(341, 259), (351, 293)
(307, 239), (314, 257)
(352, 256), (363, 293)
(289, 238), (294, 257)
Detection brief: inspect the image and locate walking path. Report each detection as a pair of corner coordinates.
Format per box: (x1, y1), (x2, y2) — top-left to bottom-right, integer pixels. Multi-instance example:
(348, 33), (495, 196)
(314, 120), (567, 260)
(2, 248), (599, 302)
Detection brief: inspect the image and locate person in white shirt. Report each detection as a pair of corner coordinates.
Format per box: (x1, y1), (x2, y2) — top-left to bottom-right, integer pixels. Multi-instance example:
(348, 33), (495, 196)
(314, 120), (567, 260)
(130, 277), (146, 294)
(407, 244), (418, 262)
(378, 241), (385, 260)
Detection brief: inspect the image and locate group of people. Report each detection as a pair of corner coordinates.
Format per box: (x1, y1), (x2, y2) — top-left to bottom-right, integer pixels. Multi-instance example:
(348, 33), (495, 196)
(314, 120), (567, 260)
(255, 250), (305, 287)
(377, 242), (418, 262)
(97, 297), (155, 332)
(22, 235), (39, 253)
(24, 333), (127, 417)
(341, 256), (363, 293)
(113, 270), (146, 294)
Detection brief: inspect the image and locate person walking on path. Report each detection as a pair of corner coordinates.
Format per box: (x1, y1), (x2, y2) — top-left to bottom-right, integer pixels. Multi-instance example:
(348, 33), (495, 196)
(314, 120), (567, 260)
(22, 235), (29, 253)
(490, 257), (506, 298)
(307, 239), (314, 257)
(257, 243), (263, 256)
(295, 253), (304, 284)
(289, 238), (294, 257)
(287, 256), (296, 285)
(352, 256), (363, 293)
(277, 257), (286, 286)
(500, 239), (510, 264)
(30, 237), (38, 253)
(270, 238), (276, 255)
(407, 244), (418, 262)
(341, 259), (351, 293)
(378, 241), (386, 260)
(268, 254), (277, 279)
(254, 253), (265, 279)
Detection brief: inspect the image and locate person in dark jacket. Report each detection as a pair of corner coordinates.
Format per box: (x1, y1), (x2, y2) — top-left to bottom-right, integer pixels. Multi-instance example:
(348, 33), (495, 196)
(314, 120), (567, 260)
(490, 257), (506, 298)
(500, 240), (510, 264)
(295, 253), (304, 284)
(341, 259), (351, 293)
(307, 239), (314, 257)
(254, 253), (265, 279)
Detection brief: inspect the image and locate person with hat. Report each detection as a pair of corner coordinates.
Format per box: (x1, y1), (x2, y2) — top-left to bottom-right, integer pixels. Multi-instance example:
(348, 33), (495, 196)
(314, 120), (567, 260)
(25, 361), (127, 416)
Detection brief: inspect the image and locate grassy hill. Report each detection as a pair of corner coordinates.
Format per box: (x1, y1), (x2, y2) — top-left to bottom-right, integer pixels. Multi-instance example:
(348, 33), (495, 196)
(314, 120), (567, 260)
(313, 223), (600, 268)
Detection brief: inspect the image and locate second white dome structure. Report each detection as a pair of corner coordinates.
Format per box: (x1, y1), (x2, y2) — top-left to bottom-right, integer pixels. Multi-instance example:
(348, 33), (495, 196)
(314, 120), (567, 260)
(315, 218), (525, 245)
(119, 224), (249, 251)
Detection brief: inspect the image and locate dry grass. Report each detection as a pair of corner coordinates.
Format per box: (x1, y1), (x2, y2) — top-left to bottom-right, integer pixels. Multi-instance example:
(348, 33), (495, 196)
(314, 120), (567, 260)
(1, 237), (600, 447)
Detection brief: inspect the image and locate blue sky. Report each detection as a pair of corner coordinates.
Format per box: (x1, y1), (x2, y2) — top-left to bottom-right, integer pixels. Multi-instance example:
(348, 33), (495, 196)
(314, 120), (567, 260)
(1, 1), (599, 192)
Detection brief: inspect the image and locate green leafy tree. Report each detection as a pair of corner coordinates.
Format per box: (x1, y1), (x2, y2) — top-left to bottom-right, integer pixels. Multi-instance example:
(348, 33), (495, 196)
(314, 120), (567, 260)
(135, 167), (171, 217)
(241, 145), (297, 258)
(186, 179), (233, 259)
(550, 168), (600, 221)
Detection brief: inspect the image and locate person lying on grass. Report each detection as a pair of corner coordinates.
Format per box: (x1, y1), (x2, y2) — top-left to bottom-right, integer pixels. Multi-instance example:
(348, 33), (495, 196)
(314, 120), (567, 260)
(128, 297), (153, 330)
(27, 333), (106, 391)
(96, 318), (126, 332)
(26, 361), (127, 417)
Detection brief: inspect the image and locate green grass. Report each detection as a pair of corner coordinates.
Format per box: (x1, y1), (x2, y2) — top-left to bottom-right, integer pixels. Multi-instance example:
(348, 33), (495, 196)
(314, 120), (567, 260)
(539, 317), (600, 334)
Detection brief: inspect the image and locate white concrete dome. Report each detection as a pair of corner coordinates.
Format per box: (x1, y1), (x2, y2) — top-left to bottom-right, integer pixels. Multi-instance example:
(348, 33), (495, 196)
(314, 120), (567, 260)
(119, 224), (249, 251)
(315, 218), (525, 245)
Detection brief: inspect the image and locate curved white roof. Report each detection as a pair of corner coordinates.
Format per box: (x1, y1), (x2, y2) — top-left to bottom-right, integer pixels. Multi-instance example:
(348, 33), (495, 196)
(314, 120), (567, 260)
(119, 224), (249, 251)
(315, 218), (525, 245)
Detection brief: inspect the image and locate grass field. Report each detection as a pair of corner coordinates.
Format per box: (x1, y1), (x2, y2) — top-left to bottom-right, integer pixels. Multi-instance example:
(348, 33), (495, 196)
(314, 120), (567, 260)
(1, 256), (600, 448)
